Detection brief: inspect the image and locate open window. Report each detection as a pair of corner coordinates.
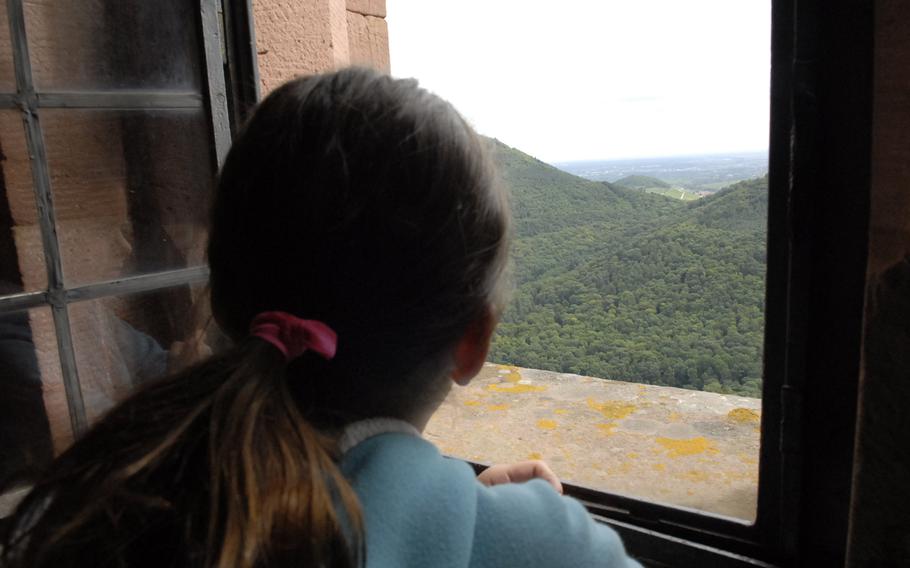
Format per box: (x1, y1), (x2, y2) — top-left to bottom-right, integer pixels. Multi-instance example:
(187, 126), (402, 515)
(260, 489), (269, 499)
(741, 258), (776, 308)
(389, 0), (870, 565)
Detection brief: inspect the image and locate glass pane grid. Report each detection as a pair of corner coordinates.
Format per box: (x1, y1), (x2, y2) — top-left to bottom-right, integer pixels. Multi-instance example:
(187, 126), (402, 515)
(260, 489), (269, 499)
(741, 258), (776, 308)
(68, 284), (218, 424)
(1, 0), (229, 458)
(23, 0), (204, 92)
(41, 108), (213, 286)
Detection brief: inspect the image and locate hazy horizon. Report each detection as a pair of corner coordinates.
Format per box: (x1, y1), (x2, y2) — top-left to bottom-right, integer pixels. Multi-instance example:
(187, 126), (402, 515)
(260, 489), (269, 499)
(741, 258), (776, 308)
(552, 149), (768, 167)
(388, 0), (771, 163)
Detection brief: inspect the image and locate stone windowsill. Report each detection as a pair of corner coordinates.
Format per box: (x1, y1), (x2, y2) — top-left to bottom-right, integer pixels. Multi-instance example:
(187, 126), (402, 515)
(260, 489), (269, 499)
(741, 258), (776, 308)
(425, 362), (761, 520)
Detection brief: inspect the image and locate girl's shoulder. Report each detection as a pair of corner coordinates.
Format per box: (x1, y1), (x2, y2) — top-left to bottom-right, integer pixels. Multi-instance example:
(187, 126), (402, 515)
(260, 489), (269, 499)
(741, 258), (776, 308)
(339, 420), (479, 567)
(339, 420), (640, 567)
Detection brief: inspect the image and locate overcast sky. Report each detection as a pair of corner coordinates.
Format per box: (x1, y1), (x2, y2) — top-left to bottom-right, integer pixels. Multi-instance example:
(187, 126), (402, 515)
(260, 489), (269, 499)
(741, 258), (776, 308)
(387, 1), (771, 163)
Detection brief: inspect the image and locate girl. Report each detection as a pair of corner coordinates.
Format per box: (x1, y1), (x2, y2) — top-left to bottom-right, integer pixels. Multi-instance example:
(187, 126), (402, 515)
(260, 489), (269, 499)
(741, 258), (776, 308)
(0, 67), (640, 567)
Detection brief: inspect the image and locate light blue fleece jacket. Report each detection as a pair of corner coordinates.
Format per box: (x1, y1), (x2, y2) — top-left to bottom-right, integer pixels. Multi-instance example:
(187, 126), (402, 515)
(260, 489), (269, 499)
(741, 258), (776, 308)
(338, 422), (642, 568)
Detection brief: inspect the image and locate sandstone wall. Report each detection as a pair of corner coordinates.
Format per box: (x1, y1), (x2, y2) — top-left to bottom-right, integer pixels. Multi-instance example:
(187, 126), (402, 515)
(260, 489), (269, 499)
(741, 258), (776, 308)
(253, 0), (389, 95)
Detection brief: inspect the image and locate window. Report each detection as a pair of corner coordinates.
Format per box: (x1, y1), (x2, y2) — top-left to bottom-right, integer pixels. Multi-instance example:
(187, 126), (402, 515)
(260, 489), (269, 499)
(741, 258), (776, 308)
(390, 0), (769, 521)
(387, 0), (871, 564)
(0, 0), (254, 484)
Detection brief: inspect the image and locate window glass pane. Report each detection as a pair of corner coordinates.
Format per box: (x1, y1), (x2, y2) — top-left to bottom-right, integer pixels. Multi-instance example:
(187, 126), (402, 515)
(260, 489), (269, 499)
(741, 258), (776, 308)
(0, 110), (47, 293)
(40, 109), (214, 286)
(0, 306), (61, 484)
(68, 285), (219, 424)
(24, 0), (203, 91)
(392, 0), (769, 521)
(0, 1), (15, 91)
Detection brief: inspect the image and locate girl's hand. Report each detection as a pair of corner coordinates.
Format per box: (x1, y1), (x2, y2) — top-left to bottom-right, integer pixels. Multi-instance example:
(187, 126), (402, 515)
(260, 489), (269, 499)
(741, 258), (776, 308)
(477, 460), (564, 494)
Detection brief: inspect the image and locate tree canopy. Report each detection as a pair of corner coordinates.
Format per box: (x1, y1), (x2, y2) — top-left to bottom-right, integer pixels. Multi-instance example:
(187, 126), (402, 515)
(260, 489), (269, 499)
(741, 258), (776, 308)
(487, 139), (767, 398)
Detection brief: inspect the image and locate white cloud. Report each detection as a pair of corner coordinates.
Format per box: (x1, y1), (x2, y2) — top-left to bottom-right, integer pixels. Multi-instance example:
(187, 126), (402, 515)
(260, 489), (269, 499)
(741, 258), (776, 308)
(387, 0), (771, 162)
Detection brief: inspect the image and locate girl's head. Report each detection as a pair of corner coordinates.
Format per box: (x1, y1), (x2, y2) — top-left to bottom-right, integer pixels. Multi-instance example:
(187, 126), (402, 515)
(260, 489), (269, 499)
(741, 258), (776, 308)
(1, 68), (510, 568)
(208, 66), (510, 420)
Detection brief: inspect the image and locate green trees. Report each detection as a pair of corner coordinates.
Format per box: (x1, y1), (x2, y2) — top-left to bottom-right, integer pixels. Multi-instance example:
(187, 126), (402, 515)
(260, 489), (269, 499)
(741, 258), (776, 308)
(487, 139), (767, 398)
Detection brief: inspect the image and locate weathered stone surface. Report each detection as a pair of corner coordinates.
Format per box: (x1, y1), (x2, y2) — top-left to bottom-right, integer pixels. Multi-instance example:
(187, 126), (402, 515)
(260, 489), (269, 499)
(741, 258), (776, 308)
(253, 0), (350, 94)
(426, 363), (761, 520)
(346, 0), (386, 18)
(252, 0), (391, 94)
(346, 12), (390, 72)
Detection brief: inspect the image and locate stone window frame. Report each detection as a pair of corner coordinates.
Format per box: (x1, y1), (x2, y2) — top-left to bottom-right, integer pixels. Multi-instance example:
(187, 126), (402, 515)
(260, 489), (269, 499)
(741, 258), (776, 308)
(0, 0), (257, 437)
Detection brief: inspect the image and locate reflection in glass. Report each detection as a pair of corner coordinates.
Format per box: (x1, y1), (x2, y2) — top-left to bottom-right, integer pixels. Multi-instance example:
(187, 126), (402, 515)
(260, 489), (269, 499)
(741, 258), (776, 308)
(0, 307), (59, 484)
(0, 111), (47, 293)
(68, 285), (220, 424)
(40, 109), (214, 285)
(24, 0), (202, 91)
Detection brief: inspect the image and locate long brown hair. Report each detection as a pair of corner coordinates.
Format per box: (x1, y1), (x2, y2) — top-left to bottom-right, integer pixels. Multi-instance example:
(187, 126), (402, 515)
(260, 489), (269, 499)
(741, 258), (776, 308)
(0, 67), (510, 567)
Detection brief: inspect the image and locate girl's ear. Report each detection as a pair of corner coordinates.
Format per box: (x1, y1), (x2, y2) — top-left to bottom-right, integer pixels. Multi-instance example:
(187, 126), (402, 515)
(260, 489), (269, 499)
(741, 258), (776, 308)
(452, 306), (498, 386)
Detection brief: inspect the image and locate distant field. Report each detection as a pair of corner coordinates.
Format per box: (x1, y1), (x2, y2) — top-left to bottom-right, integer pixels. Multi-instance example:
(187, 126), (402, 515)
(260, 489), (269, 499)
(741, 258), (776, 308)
(555, 152), (768, 192)
(644, 186), (701, 201)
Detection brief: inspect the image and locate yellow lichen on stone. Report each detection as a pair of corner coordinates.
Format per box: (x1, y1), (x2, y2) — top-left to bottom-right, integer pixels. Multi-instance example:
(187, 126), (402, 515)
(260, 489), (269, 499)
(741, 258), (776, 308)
(596, 422), (617, 435)
(537, 419), (558, 430)
(528, 452), (543, 460)
(652, 463), (666, 472)
(626, 452), (639, 459)
(739, 454), (758, 465)
(727, 407), (761, 424)
(554, 408), (569, 415)
(495, 364), (522, 383)
(655, 436), (720, 457)
(486, 383), (547, 394)
(463, 400), (482, 407)
(667, 411), (682, 422)
(683, 470), (711, 483)
(586, 398), (637, 420)
(487, 403), (509, 411)
(608, 462), (633, 475)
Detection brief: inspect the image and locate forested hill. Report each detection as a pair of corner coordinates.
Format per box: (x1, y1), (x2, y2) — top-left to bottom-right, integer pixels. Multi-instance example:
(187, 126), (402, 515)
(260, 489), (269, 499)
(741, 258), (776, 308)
(489, 139), (684, 239)
(613, 175), (671, 190)
(486, 139), (767, 398)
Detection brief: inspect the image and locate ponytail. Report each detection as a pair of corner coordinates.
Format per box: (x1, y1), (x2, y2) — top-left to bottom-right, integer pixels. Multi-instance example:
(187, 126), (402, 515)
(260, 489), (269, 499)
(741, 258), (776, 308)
(0, 339), (363, 568)
(3, 66), (510, 567)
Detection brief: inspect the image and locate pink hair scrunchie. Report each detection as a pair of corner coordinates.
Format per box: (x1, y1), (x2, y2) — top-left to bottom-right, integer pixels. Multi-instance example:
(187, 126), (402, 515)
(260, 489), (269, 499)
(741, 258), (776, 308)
(249, 311), (338, 362)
